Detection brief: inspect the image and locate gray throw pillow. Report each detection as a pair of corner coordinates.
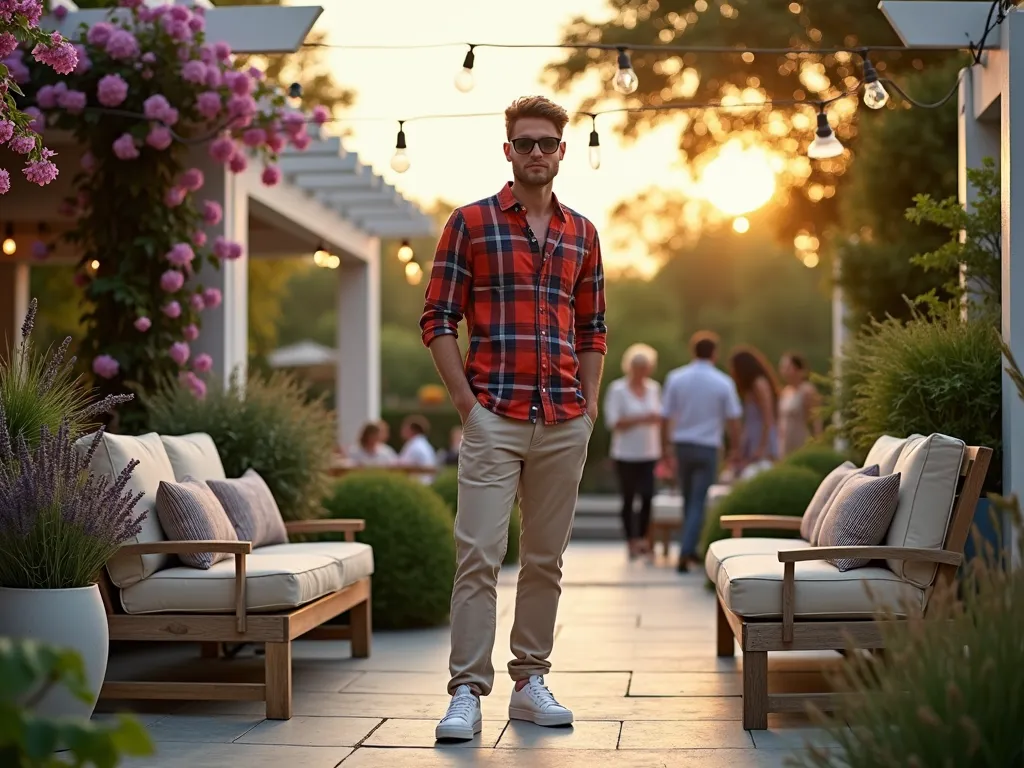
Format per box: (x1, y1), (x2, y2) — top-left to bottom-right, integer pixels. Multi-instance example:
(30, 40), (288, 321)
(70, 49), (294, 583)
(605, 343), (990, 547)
(810, 463), (881, 545)
(207, 469), (289, 548)
(155, 476), (238, 569)
(817, 472), (902, 571)
(799, 461), (856, 541)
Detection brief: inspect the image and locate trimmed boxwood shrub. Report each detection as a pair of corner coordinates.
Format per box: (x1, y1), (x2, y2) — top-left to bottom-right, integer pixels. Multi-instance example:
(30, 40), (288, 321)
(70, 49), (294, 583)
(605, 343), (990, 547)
(432, 467), (520, 565)
(699, 464), (822, 557)
(781, 444), (849, 480)
(322, 471), (455, 630)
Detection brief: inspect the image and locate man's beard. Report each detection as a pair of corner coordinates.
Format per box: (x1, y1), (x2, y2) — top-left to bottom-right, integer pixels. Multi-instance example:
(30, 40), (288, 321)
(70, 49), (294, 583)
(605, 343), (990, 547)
(513, 163), (557, 188)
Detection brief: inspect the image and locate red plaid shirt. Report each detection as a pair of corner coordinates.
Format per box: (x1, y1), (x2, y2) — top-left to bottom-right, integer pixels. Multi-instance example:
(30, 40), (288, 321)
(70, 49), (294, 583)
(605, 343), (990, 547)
(419, 182), (608, 424)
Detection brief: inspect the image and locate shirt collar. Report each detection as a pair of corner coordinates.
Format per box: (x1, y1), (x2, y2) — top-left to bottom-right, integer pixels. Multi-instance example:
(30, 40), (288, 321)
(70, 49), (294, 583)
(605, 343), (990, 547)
(497, 181), (567, 221)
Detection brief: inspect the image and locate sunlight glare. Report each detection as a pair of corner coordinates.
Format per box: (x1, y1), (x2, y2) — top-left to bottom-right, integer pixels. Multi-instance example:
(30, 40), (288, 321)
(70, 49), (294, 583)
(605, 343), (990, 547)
(732, 216), (750, 234)
(698, 143), (777, 216)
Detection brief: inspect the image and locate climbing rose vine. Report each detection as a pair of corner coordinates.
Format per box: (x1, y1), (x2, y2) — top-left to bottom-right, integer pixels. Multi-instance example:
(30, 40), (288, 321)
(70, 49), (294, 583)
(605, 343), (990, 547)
(15, 1), (326, 431)
(0, 0), (76, 193)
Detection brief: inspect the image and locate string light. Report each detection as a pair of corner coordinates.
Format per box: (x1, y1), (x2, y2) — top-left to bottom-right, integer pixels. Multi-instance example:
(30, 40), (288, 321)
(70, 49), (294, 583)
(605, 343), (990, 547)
(397, 239), (414, 262)
(732, 216), (750, 234)
(587, 115), (601, 170)
(454, 45), (475, 93)
(613, 47), (639, 95)
(2, 224), (15, 256)
(860, 53), (889, 109)
(807, 105), (844, 159)
(390, 120), (411, 173)
(405, 261), (423, 285)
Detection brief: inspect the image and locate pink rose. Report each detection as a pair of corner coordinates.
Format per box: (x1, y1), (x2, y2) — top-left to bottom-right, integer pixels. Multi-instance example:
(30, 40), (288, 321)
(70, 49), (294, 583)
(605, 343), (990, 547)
(291, 131), (312, 151)
(36, 84), (59, 109)
(179, 168), (204, 191)
(202, 287), (222, 309)
(165, 186), (186, 207)
(202, 200), (223, 225)
(182, 324), (199, 341)
(241, 128), (266, 148)
(160, 269), (185, 292)
(134, 316), (152, 332)
(92, 354), (120, 379)
(228, 152), (248, 173)
(97, 73), (129, 107)
(184, 371), (207, 399)
(261, 165), (281, 186)
(0, 170), (9, 196)
(196, 91), (221, 120)
(311, 105), (330, 125)
(146, 124), (173, 150)
(193, 353), (213, 373)
(209, 136), (234, 163)
(193, 231), (207, 247)
(106, 29), (140, 60)
(112, 133), (139, 160)
(166, 243), (195, 266)
(190, 292), (206, 311)
(169, 341), (191, 366)
(162, 301), (182, 319)
(0, 120), (13, 144)
(181, 59), (206, 84)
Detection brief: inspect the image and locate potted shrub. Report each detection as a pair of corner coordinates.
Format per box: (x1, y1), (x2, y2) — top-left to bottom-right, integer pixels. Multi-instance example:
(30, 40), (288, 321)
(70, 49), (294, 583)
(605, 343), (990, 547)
(0, 301), (143, 720)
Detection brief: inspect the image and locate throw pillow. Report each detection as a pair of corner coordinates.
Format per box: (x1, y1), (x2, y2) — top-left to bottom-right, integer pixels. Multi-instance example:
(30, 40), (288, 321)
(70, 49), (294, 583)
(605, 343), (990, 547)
(207, 469), (289, 548)
(809, 463), (881, 545)
(155, 476), (239, 569)
(799, 461), (856, 541)
(817, 472), (902, 571)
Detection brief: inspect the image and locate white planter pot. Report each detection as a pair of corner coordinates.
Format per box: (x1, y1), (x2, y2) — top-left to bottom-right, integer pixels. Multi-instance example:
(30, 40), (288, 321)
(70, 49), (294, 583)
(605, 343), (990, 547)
(0, 584), (109, 720)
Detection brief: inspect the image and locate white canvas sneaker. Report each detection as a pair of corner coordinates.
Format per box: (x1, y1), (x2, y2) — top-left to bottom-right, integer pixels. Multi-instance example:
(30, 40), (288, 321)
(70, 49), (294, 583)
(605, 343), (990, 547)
(508, 675), (574, 726)
(435, 684), (482, 741)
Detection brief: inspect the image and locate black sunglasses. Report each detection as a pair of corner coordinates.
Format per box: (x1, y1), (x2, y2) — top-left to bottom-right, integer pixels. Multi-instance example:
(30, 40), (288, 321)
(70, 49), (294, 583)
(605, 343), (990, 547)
(510, 137), (561, 155)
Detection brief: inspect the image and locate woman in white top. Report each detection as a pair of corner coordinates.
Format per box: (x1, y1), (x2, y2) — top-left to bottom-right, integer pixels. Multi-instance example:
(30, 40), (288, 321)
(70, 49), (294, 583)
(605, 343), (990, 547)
(777, 351), (823, 457)
(603, 343), (663, 559)
(349, 421), (398, 467)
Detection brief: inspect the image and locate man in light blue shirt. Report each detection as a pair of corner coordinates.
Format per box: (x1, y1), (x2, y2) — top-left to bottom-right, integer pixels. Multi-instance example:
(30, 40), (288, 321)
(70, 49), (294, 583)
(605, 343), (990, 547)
(661, 331), (743, 572)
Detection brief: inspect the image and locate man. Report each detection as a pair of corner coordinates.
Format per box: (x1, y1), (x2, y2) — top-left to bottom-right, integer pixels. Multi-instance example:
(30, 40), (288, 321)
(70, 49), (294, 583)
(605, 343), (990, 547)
(419, 95), (607, 742)
(397, 415), (437, 484)
(661, 331), (743, 573)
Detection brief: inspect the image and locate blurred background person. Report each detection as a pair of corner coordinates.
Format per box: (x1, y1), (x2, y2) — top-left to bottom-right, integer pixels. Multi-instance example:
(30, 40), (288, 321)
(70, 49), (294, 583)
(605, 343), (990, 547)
(398, 414), (438, 484)
(604, 343), (663, 559)
(349, 421), (398, 467)
(728, 345), (780, 475)
(777, 351), (824, 456)
(438, 425), (463, 466)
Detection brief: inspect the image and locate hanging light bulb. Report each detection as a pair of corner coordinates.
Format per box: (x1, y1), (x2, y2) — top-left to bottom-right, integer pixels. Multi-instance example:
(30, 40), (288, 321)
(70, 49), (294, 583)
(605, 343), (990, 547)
(390, 121), (410, 174)
(860, 54), (889, 109)
(313, 242), (330, 267)
(405, 261), (423, 285)
(454, 45), (475, 93)
(326, 254), (341, 269)
(2, 223), (15, 256)
(287, 82), (303, 108)
(807, 108), (844, 159)
(612, 47), (639, 94)
(397, 240), (414, 263)
(588, 118), (601, 170)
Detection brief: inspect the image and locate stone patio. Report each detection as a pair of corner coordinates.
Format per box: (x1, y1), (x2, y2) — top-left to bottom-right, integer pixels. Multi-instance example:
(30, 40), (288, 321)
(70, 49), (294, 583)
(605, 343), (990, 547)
(94, 542), (846, 767)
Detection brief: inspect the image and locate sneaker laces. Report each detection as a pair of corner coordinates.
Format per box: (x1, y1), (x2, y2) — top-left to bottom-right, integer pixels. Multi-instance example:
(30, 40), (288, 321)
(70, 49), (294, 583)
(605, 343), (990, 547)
(525, 677), (561, 710)
(441, 690), (477, 723)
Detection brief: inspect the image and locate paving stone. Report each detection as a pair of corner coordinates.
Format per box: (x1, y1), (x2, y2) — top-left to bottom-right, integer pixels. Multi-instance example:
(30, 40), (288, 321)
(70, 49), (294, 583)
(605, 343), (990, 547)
(121, 743), (351, 768)
(618, 719), (755, 749)
(141, 714), (263, 743)
(570, 695), (741, 721)
(629, 670), (831, 697)
(749, 714), (847, 750)
(237, 716), (382, 747)
(363, 718), (505, 748)
(341, 671), (629, 697)
(494, 719), (620, 750)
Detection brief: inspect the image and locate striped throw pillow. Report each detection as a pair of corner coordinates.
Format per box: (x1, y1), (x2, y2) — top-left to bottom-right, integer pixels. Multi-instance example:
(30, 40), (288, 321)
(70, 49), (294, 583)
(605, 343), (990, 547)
(155, 476), (239, 569)
(207, 469), (289, 548)
(810, 464), (881, 545)
(817, 472), (902, 571)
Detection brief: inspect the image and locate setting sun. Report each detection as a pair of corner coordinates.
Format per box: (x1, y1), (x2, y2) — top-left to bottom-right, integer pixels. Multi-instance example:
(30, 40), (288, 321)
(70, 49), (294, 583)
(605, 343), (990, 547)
(697, 142), (777, 216)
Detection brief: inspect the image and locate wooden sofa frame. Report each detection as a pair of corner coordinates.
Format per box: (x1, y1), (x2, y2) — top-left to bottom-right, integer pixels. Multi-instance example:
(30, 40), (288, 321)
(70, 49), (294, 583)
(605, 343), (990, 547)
(97, 518), (371, 720)
(714, 445), (992, 730)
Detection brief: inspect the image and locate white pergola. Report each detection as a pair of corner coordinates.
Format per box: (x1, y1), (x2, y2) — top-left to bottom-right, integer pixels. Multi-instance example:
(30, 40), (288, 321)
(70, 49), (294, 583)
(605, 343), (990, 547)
(877, 1), (1018, 563)
(0, 0), (436, 449)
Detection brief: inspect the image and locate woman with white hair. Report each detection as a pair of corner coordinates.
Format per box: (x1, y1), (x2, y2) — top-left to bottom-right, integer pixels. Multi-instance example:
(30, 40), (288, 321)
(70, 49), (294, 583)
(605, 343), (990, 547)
(603, 343), (663, 559)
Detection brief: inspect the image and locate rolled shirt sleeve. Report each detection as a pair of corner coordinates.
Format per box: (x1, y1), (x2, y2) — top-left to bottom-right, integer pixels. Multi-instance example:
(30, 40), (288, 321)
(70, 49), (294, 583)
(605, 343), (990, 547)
(573, 225), (608, 355)
(419, 209), (471, 347)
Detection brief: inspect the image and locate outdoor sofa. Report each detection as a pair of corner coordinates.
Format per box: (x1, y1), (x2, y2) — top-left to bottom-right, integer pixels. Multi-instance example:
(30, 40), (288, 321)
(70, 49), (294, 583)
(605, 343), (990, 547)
(704, 432), (992, 729)
(75, 430), (373, 720)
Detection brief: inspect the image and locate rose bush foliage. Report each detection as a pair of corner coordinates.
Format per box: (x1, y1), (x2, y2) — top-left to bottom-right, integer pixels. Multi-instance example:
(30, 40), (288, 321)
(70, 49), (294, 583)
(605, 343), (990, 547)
(11, 1), (329, 429)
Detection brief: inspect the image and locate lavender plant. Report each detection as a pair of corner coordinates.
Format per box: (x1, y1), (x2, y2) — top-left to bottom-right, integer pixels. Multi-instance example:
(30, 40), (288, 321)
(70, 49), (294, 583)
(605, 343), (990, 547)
(1, 298), (132, 455)
(0, 407), (145, 590)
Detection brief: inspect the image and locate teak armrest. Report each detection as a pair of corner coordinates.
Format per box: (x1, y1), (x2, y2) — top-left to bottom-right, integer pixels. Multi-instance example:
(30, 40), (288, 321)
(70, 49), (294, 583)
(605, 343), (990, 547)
(720, 515), (804, 537)
(286, 519), (365, 541)
(776, 546), (963, 642)
(115, 540), (251, 633)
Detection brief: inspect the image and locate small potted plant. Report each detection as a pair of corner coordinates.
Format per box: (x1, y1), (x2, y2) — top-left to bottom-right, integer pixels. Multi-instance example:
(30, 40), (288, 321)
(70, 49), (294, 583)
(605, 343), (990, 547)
(0, 300), (143, 720)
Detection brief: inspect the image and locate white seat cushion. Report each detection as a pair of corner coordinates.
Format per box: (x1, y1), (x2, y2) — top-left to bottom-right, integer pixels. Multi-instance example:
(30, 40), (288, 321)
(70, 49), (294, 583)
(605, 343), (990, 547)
(885, 433), (966, 587)
(119, 553), (344, 614)
(864, 434), (918, 476)
(161, 433), (227, 483)
(255, 542), (375, 584)
(76, 431), (176, 588)
(715, 553), (926, 619)
(705, 537), (812, 584)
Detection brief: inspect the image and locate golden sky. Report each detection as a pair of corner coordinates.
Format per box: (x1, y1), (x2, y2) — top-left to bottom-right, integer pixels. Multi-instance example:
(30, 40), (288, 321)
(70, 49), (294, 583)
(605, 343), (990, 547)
(303, 0), (704, 276)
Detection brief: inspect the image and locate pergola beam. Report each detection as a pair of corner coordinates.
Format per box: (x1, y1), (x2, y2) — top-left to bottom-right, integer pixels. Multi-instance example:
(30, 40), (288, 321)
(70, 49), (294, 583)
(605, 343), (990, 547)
(878, 1), (1001, 49)
(46, 4), (323, 54)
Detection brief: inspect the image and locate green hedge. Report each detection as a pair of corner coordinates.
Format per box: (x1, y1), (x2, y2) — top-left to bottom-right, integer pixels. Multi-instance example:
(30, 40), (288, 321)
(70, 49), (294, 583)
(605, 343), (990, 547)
(321, 471), (455, 630)
(433, 467), (521, 565)
(781, 443), (850, 480)
(699, 464), (822, 556)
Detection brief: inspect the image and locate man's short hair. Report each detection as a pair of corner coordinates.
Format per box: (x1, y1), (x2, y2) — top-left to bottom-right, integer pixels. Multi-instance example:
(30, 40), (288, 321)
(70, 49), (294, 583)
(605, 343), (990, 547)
(690, 330), (719, 360)
(403, 415), (429, 435)
(504, 96), (570, 139)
